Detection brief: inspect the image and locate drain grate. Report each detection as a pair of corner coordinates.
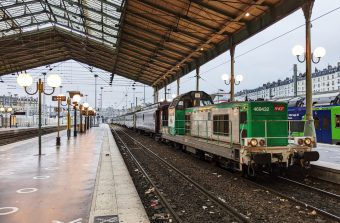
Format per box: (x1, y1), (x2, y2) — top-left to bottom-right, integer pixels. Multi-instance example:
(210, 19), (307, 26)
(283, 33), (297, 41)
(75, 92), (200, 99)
(94, 215), (119, 223)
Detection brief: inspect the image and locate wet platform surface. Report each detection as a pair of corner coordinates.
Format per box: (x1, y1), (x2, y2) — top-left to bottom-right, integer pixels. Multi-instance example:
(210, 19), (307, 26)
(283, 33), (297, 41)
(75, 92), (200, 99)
(315, 143), (340, 165)
(0, 127), (104, 223)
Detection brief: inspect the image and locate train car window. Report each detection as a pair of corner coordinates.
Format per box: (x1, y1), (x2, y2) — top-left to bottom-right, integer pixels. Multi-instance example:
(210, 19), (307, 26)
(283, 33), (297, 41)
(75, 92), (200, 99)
(240, 112), (247, 124)
(335, 115), (340, 128)
(143, 114), (144, 121)
(322, 116), (329, 130)
(213, 115), (229, 136)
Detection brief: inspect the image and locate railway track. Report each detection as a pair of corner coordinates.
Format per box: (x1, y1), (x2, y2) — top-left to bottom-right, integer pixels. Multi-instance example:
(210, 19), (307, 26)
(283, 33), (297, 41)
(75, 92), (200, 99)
(0, 126), (66, 146)
(112, 126), (250, 223)
(249, 173), (340, 222)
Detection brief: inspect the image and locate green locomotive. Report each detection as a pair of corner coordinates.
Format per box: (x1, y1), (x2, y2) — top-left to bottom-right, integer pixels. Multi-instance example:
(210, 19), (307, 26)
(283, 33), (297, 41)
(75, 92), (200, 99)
(162, 91), (319, 176)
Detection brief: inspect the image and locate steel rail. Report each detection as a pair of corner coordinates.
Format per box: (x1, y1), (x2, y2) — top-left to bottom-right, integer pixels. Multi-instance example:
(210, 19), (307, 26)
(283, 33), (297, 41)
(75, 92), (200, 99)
(114, 126), (250, 223)
(247, 177), (340, 222)
(277, 175), (340, 199)
(111, 127), (183, 223)
(0, 126), (66, 146)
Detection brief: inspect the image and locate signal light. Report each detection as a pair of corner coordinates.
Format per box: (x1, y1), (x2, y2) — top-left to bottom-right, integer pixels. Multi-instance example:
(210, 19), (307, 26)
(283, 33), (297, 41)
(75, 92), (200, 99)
(298, 138), (304, 145)
(304, 137), (312, 146)
(250, 138), (258, 147)
(259, 139), (265, 146)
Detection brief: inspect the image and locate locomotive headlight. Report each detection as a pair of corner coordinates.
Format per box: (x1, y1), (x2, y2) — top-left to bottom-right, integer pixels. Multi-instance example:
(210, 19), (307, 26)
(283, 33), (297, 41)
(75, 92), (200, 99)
(297, 138), (304, 145)
(304, 137), (312, 146)
(250, 138), (258, 147)
(259, 139), (265, 146)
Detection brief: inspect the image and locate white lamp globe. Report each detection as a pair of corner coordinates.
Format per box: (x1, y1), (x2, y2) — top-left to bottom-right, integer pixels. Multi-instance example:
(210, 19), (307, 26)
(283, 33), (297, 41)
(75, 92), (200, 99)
(221, 74), (229, 81)
(72, 94), (81, 103)
(0, 107), (4, 112)
(160, 98), (164, 102)
(292, 45), (304, 56)
(313, 47), (326, 58)
(17, 73), (33, 87)
(88, 106), (93, 111)
(7, 107), (12, 112)
(172, 94), (177, 98)
(47, 74), (61, 88)
(235, 74), (243, 82)
(83, 102), (89, 108)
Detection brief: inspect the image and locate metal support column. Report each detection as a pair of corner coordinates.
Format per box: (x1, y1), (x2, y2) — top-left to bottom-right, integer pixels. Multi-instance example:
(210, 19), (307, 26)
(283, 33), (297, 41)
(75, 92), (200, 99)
(164, 85), (167, 101)
(196, 63), (200, 91)
(293, 64), (298, 97)
(230, 43), (236, 102)
(73, 106), (77, 137)
(302, 0), (316, 138)
(177, 75), (180, 96)
(38, 79), (42, 155)
(56, 98), (61, 146)
(67, 98), (71, 140)
(80, 106), (83, 133)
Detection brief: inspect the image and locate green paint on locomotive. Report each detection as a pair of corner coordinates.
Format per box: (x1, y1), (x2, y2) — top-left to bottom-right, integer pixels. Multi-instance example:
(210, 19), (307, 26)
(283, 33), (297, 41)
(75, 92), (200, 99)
(247, 102), (288, 146)
(181, 101), (288, 146)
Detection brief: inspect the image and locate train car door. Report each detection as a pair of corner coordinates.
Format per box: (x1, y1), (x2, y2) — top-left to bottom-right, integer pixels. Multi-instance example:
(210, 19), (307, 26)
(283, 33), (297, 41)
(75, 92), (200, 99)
(313, 110), (332, 144)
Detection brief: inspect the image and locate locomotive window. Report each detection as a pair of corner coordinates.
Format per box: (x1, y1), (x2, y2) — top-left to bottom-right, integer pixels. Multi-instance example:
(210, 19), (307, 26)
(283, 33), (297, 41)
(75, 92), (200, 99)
(200, 99), (212, 106)
(177, 100), (184, 109)
(240, 112), (247, 124)
(213, 115), (229, 136)
(335, 115), (340, 128)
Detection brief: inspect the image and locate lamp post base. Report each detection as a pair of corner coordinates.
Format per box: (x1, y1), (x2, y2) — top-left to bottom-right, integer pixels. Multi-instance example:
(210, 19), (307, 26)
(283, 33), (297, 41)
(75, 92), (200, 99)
(56, 137), (61, 146)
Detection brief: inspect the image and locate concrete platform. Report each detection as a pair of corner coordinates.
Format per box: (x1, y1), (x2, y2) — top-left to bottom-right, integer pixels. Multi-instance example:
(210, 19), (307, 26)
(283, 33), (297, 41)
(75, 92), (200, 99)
(0, 124), (149, 223)
(88, 125), (149, 223)
(311, 143), (340, 184)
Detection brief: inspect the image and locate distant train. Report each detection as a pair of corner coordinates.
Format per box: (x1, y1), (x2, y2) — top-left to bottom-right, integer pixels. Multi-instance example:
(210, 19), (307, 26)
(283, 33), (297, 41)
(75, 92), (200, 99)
(276, 92), (340, 145)
(112, 91), (319, 177)
(288, 106), (340, 144)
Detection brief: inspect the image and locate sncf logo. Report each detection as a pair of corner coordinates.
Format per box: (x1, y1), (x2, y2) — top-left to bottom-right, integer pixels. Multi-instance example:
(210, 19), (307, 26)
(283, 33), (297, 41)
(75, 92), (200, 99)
(274, 105), (285, 112)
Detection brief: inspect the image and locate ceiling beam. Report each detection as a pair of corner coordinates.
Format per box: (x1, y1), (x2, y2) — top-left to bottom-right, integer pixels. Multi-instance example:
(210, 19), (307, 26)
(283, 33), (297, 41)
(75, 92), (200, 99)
(139, 0), (219, 32)
(127, 7), (206, 43)
(124, 20), (196, 51)
(117, 54), (166, 73)
(119, 45), (174, 70)
(123, 32), (187, 58)
(116, 60), (160, 78)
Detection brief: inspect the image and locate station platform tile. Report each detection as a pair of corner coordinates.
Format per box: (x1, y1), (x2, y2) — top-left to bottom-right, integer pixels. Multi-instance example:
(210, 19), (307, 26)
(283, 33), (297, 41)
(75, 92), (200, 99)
(0, 124), (148, 223)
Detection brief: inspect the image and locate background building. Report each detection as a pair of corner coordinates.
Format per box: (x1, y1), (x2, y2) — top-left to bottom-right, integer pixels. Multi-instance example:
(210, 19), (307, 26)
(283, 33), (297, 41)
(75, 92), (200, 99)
(235, 62), (340, 101)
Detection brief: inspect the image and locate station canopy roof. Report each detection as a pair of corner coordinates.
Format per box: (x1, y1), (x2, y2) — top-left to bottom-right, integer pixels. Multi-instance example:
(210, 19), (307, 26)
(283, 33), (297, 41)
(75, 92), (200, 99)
(0, 0), (305, 89)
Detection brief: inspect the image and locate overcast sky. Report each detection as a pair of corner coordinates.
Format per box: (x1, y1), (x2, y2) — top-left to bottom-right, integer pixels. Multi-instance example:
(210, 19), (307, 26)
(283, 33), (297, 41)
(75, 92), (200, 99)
(0, 0), (339, 110)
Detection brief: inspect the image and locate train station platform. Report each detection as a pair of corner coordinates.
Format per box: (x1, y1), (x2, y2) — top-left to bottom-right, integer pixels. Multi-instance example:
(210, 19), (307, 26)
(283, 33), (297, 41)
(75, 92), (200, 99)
(0, 124), (149, 223)
(311, 144), (340, 184)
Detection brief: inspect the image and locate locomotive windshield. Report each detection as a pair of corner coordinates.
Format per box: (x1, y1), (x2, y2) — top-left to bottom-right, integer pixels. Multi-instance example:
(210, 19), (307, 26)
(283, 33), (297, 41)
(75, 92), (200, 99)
(170, 91), (213, 109)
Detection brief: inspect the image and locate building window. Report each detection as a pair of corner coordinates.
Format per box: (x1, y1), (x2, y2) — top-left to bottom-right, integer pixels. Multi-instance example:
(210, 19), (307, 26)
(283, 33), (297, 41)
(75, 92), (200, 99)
(213, 115), (229, 136)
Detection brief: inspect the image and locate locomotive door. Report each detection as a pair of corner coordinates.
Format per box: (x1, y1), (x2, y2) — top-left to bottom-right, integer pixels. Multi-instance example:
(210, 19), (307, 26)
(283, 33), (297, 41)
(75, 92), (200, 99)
(314, 110), (332, 144)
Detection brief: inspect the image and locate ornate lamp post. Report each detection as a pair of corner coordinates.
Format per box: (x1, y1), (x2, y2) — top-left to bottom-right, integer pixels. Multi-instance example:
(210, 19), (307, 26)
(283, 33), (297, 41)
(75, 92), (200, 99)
(221, 74), (243, 101)
(83, 102), (89, 132)
(17, 73), (61, 155)
(72, 94), (81, 137)
(292, 44), (326, 138)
